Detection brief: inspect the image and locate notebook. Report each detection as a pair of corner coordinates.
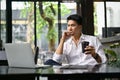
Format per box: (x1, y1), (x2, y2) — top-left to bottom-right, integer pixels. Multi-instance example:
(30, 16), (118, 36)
(4, 43), (50, 68)
(60, 64), (88, 69)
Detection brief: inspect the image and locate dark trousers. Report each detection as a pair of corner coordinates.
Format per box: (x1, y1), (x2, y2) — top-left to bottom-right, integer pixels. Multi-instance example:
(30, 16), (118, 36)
(44, 59), (61, 66)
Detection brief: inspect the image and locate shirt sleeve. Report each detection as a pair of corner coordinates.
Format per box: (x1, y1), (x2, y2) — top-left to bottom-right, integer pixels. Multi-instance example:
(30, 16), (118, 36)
(52, 41), (68, 64)
(52, 53), (62, 63)
(95, 37), (107, 63)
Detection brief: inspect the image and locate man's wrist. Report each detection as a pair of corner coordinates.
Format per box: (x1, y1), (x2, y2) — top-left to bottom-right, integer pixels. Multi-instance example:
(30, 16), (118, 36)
(60, 38), (65, 42)
(93, 53), (99, 59)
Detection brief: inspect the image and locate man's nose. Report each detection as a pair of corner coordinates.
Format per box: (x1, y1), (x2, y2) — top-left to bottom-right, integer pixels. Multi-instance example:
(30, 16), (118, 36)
(69, 26), (72, 30)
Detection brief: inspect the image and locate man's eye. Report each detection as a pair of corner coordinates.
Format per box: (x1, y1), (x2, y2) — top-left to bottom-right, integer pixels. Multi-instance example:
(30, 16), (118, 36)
(71, 24), (76, 27)
(67, 25), (69, 26)
(67, 24), (76, 27)
(67, 25), (71, 27)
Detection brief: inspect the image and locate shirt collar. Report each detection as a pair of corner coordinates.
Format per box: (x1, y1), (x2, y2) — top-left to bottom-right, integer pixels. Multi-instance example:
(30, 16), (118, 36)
(67, 33), (86, 44)
(80, 33), (86, 41)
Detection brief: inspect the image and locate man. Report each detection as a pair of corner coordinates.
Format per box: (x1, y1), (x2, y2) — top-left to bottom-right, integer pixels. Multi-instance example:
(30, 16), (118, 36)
(44, 14), (107, 65)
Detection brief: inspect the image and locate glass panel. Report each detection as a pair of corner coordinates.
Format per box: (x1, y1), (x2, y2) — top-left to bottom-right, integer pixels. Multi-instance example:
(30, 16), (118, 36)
(106, 2), (120, 37)
(0, 0), (6, 49)
(94, 2), (105, 39)
(61, 2), (77, 33)
(36, 2), (77, 62)
(11, 1), (77, 53)
(36, 2), (59, 52)
(94, 2), (120, 38)
(12, 2), (35, 48)
(36, 2), (76, 52)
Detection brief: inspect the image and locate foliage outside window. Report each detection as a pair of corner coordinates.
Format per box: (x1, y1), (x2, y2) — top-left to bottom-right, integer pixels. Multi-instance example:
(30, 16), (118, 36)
(104, 42), (120, 67)
(21, 2), (71, 51)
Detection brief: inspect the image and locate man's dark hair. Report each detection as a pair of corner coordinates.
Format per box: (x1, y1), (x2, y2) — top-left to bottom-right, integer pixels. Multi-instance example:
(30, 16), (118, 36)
(67, 14), (82, 25)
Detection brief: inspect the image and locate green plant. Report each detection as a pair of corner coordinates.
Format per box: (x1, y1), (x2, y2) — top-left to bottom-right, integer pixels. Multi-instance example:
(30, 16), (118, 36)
(104, 42), (120, 67)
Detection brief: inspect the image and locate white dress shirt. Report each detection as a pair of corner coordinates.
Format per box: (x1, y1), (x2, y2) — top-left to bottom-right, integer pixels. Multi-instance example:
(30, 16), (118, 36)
(53, 34), (107, 65)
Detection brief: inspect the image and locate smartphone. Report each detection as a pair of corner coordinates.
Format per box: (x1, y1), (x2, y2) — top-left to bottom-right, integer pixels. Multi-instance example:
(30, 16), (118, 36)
(82, 41), (89, 53)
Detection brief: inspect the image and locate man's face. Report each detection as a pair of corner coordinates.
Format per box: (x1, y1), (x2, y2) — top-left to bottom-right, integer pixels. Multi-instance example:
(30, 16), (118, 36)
(67, 20), (82, 36)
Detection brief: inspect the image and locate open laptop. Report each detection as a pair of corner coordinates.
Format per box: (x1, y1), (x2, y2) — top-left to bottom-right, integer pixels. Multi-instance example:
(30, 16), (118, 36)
(4, 43), (50, 68)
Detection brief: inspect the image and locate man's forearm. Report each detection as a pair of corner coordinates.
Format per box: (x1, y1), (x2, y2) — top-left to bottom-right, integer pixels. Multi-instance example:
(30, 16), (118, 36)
(55, 38), (65, 55)
(93, 53), (102, 63)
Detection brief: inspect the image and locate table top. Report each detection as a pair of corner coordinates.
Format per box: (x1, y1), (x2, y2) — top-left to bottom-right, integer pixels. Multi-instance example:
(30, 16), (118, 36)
(0, 63), (120, 74)
(0, 63), (120, 78)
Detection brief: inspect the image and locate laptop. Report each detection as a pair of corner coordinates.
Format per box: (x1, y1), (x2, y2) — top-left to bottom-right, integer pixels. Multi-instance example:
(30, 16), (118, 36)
(4, 43), (50, 68)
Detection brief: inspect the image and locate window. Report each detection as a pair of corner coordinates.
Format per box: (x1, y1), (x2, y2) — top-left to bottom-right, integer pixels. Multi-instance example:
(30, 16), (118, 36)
(8, 1), (77, 51)
(0, 0), (6, 49)
(94, 1), (120, 38)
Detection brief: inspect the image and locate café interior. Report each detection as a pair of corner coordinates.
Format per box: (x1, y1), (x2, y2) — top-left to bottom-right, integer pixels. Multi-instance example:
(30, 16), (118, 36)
(0, 0), (120, 80)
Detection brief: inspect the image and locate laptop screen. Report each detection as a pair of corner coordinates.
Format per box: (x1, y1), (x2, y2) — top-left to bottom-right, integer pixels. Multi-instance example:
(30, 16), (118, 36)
(5, 43), (36, 68)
